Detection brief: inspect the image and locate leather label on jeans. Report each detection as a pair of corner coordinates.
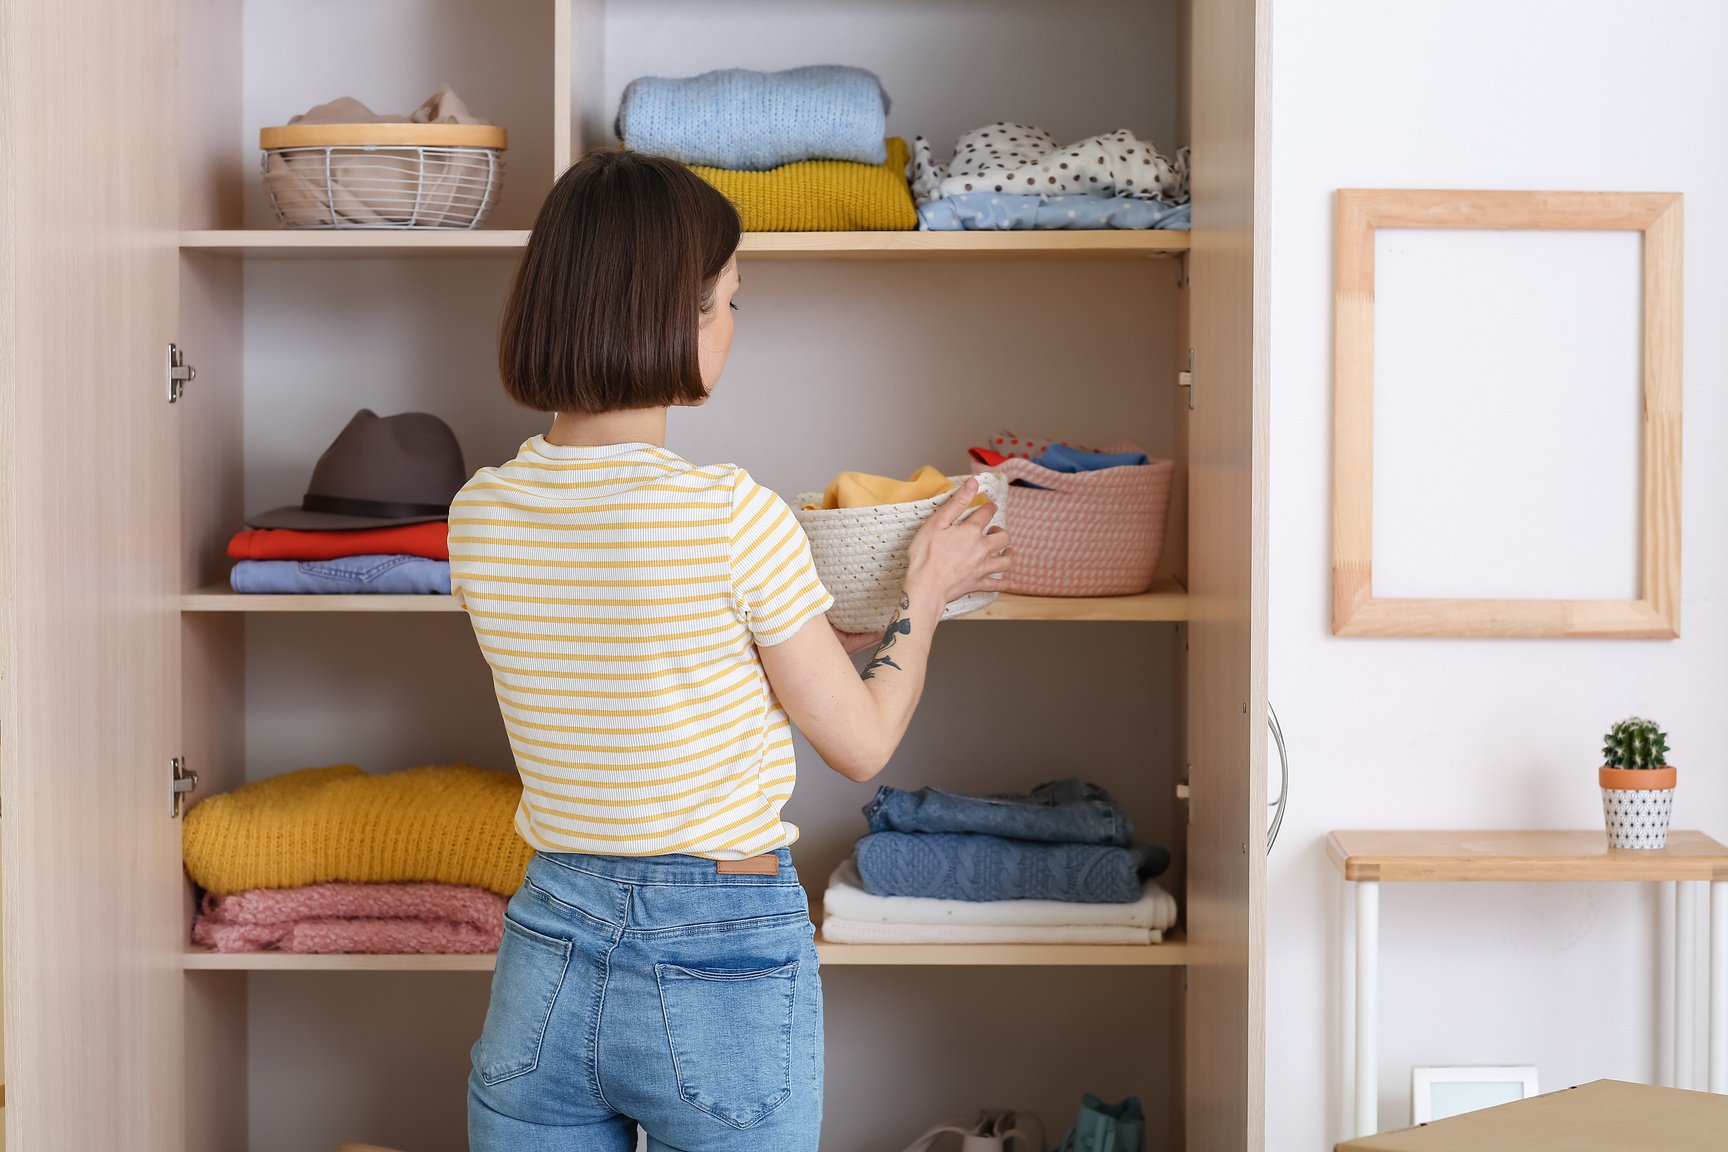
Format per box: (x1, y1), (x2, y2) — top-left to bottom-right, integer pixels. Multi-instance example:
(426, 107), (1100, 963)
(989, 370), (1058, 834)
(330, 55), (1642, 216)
(715, 855), (779, 875)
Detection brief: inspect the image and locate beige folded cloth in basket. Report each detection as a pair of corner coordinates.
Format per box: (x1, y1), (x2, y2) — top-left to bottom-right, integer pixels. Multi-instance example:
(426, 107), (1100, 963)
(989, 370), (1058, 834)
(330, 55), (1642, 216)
(264, 86), (501, 228)
(793, 471), (1007, 633)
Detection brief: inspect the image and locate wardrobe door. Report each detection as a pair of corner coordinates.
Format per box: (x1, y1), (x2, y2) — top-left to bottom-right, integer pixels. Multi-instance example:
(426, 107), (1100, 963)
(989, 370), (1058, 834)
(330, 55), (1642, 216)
(0, 0), (185, 1147)
(1183, 0), (1270, 1149)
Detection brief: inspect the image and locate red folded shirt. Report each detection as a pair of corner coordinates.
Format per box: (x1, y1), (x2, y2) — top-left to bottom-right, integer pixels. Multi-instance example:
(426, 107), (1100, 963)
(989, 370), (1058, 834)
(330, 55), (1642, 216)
(227, 522), (450, 562)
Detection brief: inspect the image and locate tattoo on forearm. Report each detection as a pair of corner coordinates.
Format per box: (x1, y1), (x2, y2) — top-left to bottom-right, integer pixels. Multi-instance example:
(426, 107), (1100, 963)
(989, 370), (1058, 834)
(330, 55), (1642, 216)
(861, 592), (912, 681)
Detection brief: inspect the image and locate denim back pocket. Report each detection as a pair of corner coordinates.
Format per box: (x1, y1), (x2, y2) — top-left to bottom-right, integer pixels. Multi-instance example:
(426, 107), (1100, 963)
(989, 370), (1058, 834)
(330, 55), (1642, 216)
(654, 959), (799, 1129)
(473, 915), (573, 1086)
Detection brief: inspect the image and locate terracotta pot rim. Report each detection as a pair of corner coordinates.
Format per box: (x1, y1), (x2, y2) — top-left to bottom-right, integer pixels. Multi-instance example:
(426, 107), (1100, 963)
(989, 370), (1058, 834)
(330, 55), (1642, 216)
(1599, 765), (1677, 790)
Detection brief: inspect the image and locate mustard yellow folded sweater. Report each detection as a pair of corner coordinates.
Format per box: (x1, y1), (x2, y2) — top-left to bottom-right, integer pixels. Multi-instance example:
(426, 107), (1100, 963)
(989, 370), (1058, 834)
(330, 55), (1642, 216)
(182, 763), (534, 897)
(691, 136), (916, 232)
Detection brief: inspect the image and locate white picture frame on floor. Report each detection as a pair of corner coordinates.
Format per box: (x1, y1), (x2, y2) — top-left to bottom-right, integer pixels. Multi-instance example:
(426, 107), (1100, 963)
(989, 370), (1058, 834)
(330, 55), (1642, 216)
(1412, 1065), (1539, 1124)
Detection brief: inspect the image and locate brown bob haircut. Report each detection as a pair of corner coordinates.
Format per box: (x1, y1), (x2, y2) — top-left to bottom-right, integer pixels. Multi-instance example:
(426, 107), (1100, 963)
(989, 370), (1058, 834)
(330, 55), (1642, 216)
(499, 150), (741, 413)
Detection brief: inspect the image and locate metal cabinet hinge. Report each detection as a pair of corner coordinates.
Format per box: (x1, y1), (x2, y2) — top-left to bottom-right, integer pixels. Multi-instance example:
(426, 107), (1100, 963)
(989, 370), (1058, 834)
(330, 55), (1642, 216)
(171, 756), (199, 818)
(1177, 348), (1195, 410)
(1176, 767), (1191, 824)
(167, 343), (197, 403)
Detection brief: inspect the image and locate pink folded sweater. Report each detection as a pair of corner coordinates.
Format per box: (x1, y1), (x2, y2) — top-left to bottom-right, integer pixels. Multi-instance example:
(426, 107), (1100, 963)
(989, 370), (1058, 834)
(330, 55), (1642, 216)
(193, 881), (506, 954)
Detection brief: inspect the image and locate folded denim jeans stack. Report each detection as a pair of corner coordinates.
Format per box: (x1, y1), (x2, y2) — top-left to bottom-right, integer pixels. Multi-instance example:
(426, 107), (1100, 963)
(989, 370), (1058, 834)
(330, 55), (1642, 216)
(616, 65), (917, 231)
(822, 780), (1176, 945)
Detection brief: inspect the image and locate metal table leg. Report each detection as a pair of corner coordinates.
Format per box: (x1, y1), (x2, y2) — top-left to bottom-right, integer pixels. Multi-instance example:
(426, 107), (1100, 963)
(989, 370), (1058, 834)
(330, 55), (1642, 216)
(1680, 880), (1698, 1090)
(1356, 879), (1379, 1136)
(1711, 880), (1727, 1093)
(1341, 874), (1356, 1140)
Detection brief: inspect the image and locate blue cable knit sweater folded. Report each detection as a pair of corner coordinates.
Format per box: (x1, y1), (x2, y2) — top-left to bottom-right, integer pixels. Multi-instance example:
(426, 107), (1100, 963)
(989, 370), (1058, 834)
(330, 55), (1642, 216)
(615, 65), (891, 171)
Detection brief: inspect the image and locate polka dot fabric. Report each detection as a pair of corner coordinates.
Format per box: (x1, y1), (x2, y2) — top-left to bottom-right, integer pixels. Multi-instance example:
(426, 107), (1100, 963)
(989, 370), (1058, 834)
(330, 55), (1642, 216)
(912, 123), (1190, 207)
(988, 430), (1086, 461)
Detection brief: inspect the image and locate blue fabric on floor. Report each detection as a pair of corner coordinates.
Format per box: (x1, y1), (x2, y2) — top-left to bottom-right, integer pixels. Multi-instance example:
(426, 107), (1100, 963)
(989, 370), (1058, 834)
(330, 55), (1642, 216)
(917, 194), (1190, 232)
(854, 832), (1170, 904)
(863, 779), (1133, 847)
(615, 65), (890, 170)
(230, 555), (451, 595)
(1035, 444), (1152, 473)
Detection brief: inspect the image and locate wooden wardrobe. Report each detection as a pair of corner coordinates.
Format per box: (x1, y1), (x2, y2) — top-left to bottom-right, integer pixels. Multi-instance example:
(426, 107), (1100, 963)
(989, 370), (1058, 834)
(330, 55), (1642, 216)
(0, 0), (1268, 1148)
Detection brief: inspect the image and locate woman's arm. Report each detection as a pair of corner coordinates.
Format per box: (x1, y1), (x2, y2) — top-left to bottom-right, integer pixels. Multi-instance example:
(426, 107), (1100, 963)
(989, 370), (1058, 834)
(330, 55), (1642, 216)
(758, 479), (1009, 782)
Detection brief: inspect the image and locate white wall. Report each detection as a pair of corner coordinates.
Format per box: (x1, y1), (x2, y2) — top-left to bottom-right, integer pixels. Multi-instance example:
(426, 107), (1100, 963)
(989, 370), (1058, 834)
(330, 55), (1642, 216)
(1268, 1), (1728, 1146)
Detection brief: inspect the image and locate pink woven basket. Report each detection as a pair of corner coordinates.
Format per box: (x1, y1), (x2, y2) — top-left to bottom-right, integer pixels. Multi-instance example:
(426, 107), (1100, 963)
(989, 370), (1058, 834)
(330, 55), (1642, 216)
(972, 440), (1173, 597)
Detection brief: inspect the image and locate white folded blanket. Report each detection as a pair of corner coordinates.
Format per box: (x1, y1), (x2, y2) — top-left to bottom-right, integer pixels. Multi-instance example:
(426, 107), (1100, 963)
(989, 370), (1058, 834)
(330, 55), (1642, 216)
(823, 860), (1178, 930)
(821, 918), (1162, 945)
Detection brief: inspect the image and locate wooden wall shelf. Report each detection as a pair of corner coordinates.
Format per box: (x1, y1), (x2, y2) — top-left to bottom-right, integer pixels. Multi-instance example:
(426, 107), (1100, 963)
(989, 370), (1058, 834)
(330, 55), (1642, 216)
(179, 229), (1191, 261)
(184, 929), (1186, 971)
(181, 580), (1189, 622)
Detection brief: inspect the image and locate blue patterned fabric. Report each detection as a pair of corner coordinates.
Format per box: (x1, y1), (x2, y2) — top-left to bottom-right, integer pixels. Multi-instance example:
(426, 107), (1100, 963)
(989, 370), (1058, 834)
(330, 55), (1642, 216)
(863, 779), (1133, 847)
(615, 65), (890, 170)
(918, 194), (1190, 232)
(230, 554), (451, 595)
(854, 832), (1169, 904)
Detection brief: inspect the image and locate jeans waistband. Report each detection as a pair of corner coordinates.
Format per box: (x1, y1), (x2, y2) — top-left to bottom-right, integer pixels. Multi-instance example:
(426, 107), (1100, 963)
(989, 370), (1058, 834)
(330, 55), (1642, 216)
(532, 847), (798, 887)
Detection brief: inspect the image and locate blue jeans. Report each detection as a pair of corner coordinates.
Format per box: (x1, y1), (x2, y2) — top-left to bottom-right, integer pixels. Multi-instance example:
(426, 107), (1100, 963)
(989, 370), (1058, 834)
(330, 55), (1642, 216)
(854, 832), (1169, 903)
(468, 849), (823, 1152)
(229, 554), (451, 594)
(863, 779), (1134, 846)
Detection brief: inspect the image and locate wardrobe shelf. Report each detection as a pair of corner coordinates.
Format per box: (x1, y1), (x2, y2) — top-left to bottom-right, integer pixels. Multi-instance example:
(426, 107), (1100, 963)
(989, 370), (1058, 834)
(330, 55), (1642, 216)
(182, 930), (1186, 971)
(183, 949), (496, 972)
(178, 229), (1191, 261)
(179, 229), (533, 258)
(736, 231), (1191, 260)
(181, 580), (1189, 621)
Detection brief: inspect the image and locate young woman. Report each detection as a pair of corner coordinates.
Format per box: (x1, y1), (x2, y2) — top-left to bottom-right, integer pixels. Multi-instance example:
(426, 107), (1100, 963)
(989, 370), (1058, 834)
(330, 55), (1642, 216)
(452, 150), (1010, 1152)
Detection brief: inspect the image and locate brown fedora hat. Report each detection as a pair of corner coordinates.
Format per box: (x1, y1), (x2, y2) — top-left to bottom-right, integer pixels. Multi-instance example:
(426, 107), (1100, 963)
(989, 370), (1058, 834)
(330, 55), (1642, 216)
(246, 409), (467, 530)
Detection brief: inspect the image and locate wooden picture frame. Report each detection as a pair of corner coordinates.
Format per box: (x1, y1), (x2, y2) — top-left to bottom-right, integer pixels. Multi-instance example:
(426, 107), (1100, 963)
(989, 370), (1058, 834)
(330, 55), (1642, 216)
(1332, 189), (1683, 638)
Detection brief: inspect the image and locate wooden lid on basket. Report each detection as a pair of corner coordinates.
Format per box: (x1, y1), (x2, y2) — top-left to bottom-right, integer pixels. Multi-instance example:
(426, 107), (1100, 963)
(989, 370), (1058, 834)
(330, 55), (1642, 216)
(260, 123), (508, 150)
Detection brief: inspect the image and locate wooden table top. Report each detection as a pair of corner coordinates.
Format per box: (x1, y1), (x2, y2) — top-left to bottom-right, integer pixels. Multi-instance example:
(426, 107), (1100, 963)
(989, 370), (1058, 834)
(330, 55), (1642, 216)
(1327, 830), (1728, 882)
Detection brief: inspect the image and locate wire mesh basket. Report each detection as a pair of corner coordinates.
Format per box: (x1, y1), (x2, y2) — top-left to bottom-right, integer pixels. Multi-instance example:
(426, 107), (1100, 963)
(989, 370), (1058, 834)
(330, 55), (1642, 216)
(260, 123), (508, 230)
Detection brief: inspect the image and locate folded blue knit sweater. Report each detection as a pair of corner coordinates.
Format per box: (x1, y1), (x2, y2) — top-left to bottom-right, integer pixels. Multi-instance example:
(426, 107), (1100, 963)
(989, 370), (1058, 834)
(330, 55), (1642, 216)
(615, 64), (891, 171)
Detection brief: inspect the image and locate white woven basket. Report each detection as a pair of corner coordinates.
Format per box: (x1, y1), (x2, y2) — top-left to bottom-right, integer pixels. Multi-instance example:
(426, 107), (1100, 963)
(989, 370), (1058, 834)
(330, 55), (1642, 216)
(794, 472), (1008, 633)
(260, 123), (507, 230)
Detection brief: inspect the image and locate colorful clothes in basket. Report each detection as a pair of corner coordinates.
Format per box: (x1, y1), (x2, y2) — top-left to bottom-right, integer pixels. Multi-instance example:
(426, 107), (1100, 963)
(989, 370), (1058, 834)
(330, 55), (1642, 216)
(805, 465), (954, 510)
(1037, 444), (1152, 473)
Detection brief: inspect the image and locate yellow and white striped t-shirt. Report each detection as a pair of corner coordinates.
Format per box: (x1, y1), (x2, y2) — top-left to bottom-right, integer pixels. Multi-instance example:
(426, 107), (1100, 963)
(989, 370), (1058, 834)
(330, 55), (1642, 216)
(449, 437), (833, 859)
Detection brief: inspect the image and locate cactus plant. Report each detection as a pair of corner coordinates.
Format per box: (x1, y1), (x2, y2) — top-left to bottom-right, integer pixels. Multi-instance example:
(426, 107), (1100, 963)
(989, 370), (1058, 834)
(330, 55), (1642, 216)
(1602, 716), (1671, 771)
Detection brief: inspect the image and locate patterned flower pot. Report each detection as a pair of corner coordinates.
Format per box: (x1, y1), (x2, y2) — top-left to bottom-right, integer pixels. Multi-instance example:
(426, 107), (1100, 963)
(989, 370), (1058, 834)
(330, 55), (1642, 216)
(1599, 765), (1677, 849)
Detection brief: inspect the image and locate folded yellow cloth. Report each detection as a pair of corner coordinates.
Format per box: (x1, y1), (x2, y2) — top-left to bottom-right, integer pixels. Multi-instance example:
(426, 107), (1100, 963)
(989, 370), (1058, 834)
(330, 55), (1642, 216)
(691, 137), (916, 232)
(809, 465), (954, 510)
(182, 763), (534, 897)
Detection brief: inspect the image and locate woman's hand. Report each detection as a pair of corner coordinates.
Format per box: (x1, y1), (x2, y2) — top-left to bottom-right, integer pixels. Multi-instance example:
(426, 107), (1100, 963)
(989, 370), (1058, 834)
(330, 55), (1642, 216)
(903, 478), (1012, 605)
